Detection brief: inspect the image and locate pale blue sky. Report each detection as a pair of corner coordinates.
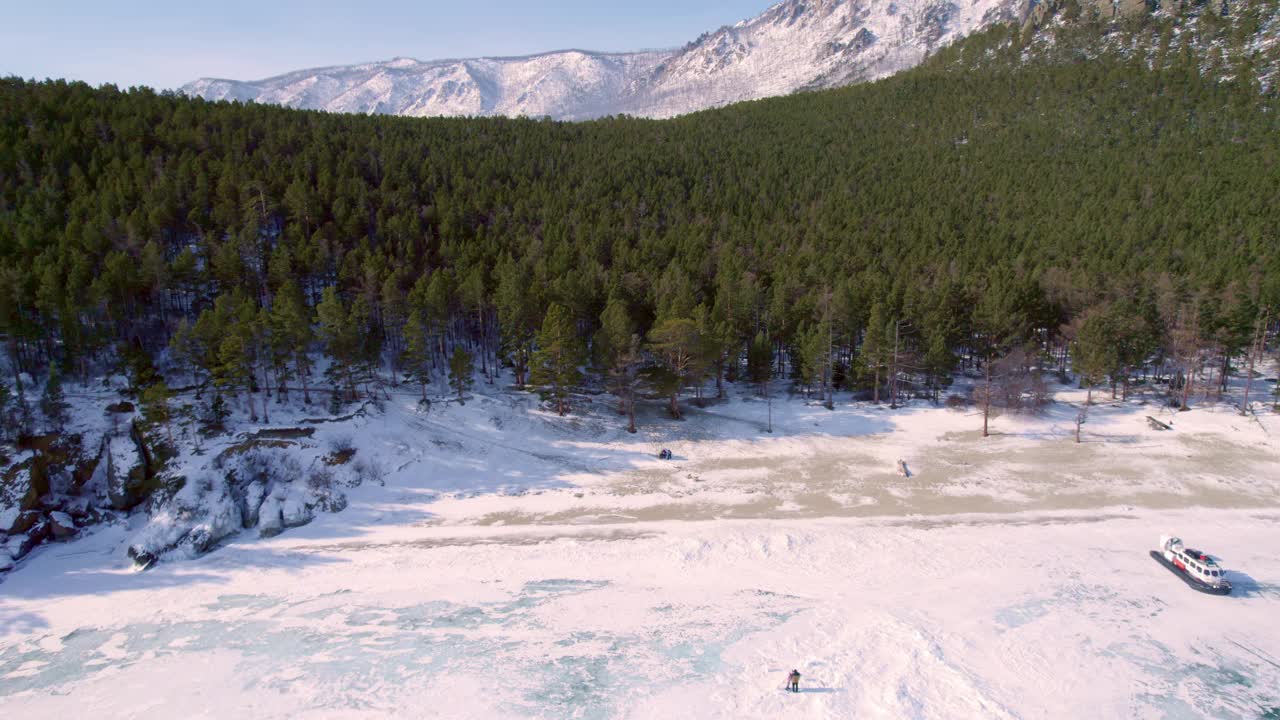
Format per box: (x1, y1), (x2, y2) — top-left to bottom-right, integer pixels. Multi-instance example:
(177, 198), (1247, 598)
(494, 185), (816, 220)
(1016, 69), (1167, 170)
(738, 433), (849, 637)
(1, 1), (775, 90)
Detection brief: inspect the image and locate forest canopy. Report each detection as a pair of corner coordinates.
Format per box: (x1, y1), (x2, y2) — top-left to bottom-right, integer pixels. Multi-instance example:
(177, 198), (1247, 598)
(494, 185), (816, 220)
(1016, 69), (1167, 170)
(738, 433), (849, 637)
(1, 15), (1278, 428)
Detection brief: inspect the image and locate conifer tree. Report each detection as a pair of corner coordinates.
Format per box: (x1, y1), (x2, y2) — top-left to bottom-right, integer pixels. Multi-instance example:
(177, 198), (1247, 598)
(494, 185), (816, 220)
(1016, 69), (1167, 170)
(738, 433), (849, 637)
(596, 296), (643, 432)
(424, 270), (452, 371)
(40, 366), (69, 429)
(860, 302), (889, 403)
(140, 381), (174, 446)
(530, 304), (584, 416)
(747, 332), (774, 432)
(272, 280), (314, 404)
(648, 317), (703, 419)
(449, 345), (475, 404)
(403, 308), (433, 401)
(799, 324), (826, 399)
(496, 258), (537, 388)
(747, 332), (772, 392)
(317, 286), (361, 401)
(0, 381), (13, 442)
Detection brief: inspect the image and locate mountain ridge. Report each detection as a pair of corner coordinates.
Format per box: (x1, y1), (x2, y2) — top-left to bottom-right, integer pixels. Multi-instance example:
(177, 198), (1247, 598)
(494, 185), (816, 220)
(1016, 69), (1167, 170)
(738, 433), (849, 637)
(183, 0), (1028, 120)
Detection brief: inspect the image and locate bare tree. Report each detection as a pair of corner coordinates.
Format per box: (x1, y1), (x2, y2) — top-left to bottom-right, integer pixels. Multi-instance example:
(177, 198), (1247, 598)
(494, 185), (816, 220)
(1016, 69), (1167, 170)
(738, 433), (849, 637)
(971, 347), (1048, 438)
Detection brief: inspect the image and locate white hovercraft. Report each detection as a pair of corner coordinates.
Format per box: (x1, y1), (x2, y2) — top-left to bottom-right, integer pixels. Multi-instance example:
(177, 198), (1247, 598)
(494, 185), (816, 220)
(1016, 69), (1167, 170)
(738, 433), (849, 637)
(1150, 535), (1232, 595)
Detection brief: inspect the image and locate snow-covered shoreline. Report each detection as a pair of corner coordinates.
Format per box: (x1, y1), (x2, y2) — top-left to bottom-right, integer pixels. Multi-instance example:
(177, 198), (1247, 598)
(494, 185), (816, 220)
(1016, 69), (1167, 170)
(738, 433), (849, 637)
(2, 377), (1279, 718)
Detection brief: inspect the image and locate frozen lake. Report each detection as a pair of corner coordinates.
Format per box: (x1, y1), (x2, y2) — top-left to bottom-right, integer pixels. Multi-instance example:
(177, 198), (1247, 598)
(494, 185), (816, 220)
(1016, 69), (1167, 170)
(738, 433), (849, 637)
(2, 511), (1279, 718)
(3, 387), (1280, 718)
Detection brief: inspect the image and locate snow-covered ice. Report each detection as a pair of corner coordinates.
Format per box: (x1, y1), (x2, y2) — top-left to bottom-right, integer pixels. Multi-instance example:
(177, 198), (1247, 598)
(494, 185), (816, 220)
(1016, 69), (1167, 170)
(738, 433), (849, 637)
(2, 377), (1279, 718)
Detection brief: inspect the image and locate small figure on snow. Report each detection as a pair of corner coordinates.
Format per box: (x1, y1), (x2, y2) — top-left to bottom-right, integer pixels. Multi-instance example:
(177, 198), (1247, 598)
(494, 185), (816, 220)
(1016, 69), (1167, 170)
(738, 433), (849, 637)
(658, 448), (673, 460)
(787, 669), (801, 693)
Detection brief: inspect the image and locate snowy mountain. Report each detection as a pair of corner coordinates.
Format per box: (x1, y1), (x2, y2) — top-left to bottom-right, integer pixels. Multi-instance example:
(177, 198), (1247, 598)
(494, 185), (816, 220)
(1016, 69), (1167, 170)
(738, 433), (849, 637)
(183, 0), (1031, 120)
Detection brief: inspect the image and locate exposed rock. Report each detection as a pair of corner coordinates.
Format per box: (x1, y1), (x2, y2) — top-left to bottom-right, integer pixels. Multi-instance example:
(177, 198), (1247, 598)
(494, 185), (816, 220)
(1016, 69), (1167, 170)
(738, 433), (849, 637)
(0, 549), (13, 572)
(49, 511), (77, 540)
(70, 448), (101, 494)
(127, 473), (242, 564)
(241, 480), (266, 529)
(256, 492), (284, 538)
(98, 433), (149, 510)
(1, 509), (40, 535)
(28, 517), (50, 545)
(2, 459), (49, 516)
(281, 495), (314, 529)
(62, 496), (92, 520)
(127, 545), (157, 570)
(6, 532), (38, 560)
(130, 447), (348, 561)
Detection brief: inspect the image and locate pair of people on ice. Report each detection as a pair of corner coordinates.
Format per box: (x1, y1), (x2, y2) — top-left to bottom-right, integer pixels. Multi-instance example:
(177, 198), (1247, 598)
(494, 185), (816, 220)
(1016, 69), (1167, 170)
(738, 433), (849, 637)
(787, 669), (801, 692)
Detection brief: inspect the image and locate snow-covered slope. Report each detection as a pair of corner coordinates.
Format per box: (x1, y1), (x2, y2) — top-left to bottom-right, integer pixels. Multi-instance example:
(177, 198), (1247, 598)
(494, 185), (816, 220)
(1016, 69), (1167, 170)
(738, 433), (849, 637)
(183, 0), (1029, 120)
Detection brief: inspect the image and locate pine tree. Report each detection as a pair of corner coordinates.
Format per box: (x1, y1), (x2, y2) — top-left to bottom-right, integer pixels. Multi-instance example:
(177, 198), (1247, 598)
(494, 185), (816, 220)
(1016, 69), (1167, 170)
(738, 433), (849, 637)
(403, 275), (435, 398)
(40, 366), (69, 429)
(381, 272), (408, 383)
(202, 392), (230, 431)
(596, 296), (643, 432)
(530, 304), (584, 416)
(798, 324), (824, 399)
(1074, 306), (1120, 405)
(272, 280), (314, 404)
(747, 332), (774, 433)
(214, 295), (262, 422)
(747, 332), (772, 391)
(403, 308), (433, 401)
(693, 303), (731, 402)
(317, 286), (360, 401)
(449, 345), (475, 404)
(860, 302), (889, 403)
(424, 270), (452, 374)
(0, 381), (14, 442)
(922, 330), (954, 403)
(140, 381), (174, 446)
(648, 317), (703, 419)
(495, 258), (537, 388)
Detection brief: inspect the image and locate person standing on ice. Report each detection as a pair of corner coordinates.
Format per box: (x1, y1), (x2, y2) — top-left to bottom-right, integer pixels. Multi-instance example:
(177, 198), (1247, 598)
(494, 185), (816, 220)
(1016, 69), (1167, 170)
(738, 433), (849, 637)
(787, 669), (801, 693)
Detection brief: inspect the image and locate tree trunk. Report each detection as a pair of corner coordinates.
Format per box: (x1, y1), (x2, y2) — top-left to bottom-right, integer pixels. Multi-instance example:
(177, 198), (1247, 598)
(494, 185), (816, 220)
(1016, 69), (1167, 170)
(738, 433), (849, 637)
(627, 387), (637, 434)
(299, 355), (311, 404)
(982, 361), (991, 438)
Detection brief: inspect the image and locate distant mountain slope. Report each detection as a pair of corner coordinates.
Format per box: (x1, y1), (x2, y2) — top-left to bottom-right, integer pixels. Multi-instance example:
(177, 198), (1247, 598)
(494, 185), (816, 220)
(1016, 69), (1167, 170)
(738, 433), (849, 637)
(183, 0), (1028, 120)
